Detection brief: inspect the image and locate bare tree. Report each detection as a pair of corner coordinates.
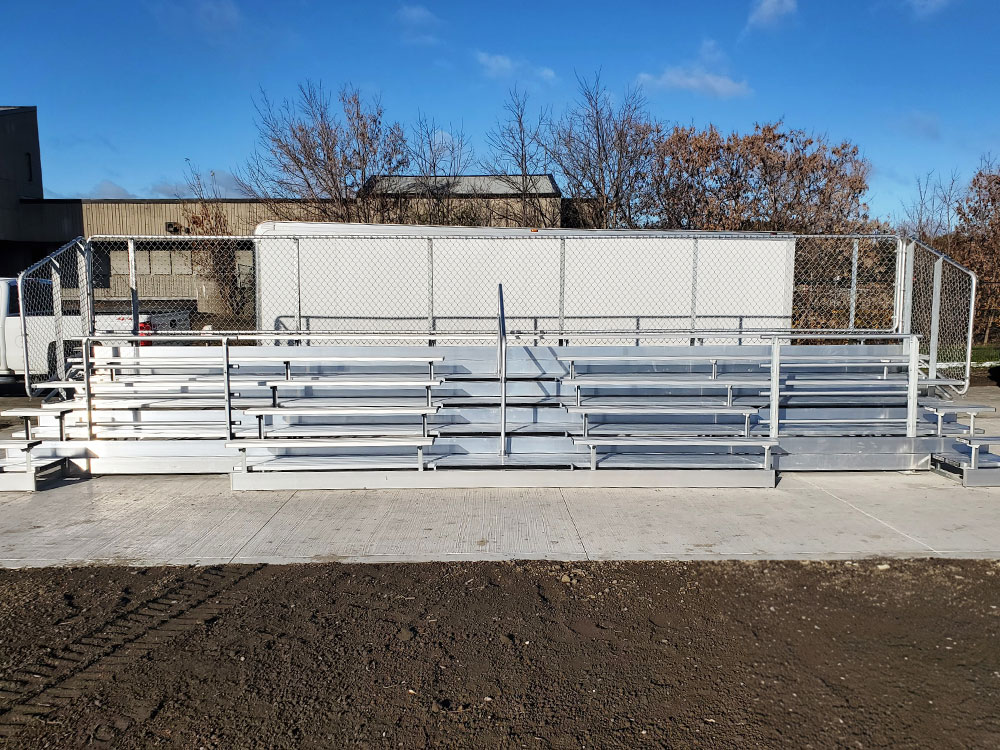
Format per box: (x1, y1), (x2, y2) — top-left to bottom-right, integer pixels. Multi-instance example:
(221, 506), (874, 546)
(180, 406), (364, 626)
(403, 113), (487, 225)
(237, 81), (409, 223)
(900, 170), (963, 245)
(181, 163), (254, 327)
(482, 88), (555, 227)
(181, 161), (232, 235)
(545, 74), (657, 229)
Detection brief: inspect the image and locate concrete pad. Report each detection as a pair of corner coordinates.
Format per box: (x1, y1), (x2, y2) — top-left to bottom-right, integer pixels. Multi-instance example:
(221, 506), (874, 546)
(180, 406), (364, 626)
(1, 471), (1000, 567)
(234, 488), (587, 562)
(0, 475), (290, 566)
(795, 471), (1000, 556)
(565, 478), (933, 560)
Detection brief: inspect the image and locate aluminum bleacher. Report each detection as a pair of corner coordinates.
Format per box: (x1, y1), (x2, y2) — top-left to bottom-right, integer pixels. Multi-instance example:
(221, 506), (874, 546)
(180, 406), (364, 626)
(5, 228), (990, 491)
(2, 331), (993, 491)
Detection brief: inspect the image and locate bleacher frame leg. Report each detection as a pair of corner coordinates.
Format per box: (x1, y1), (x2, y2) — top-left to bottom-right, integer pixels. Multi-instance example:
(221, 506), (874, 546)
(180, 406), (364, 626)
(590, 445), (597, 471)
(971, 444), (980, 470)
(417, 446), (424, 471)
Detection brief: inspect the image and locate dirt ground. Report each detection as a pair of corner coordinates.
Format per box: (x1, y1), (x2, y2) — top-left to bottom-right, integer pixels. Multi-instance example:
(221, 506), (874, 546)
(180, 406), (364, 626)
(0, 560), (998, 749)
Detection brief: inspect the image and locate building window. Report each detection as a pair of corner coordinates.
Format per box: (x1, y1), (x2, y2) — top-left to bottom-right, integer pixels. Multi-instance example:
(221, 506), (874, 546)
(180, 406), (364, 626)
(25, 152), (33, 182)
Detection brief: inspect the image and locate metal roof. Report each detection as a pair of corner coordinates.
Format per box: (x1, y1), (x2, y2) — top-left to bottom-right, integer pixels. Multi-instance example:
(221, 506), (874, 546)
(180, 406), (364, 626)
(362, 174), (561, 198)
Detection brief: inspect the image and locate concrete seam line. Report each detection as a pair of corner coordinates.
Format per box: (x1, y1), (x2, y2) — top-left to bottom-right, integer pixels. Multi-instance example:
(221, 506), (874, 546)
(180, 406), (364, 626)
(560, 488), (592, 561)
(797, 475), (943, 556)
(226, 490), (298, 563)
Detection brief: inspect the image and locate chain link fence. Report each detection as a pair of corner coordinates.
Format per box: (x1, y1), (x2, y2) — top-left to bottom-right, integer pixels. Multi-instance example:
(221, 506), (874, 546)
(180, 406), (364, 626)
(15, 237), (92, 392)
(85, 232), (902, 339)
(16, 231), (975, 393)
(908, 239), (976, 389)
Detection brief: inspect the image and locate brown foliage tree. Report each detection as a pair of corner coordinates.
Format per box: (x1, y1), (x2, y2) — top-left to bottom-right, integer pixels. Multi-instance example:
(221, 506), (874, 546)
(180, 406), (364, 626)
(952, 157), (1000, 342)
(644, 122), (873, 233)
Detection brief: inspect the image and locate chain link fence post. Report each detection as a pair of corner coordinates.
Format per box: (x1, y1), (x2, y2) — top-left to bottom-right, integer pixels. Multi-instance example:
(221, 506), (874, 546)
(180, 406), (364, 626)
(128, 238), (139, 336)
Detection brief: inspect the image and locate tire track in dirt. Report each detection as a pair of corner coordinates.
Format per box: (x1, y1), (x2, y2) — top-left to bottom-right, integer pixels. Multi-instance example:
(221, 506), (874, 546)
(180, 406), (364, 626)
(0, 564), (263, 740)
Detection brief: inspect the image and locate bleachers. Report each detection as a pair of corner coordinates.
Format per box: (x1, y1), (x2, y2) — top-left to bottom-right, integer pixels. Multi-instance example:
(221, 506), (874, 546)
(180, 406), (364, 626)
(5, 338), (996, 490)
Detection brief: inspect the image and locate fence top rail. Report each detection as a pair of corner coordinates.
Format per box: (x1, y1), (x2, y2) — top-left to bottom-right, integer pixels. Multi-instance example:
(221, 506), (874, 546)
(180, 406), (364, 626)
(85, 232), (902, 242)
(16, 237), (84, 280)
(910, 237), (978, 279)
(68, 328), (918, 344)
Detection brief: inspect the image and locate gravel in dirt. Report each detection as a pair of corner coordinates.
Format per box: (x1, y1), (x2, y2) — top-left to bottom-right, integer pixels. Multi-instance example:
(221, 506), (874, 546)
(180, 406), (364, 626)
(1, 559), (998, 748)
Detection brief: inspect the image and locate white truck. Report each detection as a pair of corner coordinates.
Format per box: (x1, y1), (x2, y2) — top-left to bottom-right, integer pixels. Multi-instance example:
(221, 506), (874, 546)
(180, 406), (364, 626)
(0, 277), (190, 385)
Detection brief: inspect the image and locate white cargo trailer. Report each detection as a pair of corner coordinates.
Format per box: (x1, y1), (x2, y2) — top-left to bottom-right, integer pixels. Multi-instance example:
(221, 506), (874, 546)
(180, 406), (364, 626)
(253, 222), (796, 339)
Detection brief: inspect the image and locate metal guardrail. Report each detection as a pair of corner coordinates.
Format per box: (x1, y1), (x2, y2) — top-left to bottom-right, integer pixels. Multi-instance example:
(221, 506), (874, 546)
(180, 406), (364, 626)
(498, 284), (507, 458)
(760, 333), (924, 438)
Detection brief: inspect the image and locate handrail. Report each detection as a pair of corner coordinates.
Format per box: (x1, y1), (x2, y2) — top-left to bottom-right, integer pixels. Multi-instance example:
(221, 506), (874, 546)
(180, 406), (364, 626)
(765, 332), (923, 438)
(497, 284), (507, 458)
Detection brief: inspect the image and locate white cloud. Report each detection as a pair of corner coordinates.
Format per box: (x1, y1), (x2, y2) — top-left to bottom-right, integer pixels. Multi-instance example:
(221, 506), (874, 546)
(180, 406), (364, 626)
(537, 67), (557, 83)
(395, 4), (440, 44)
(476, 52), (515, 78)
(85, 180), (138, 199)
(638, 39), (752, 99)
(151, 169), (243, 198)
(147, 0), (242, 35)
(906, 0), (953, 16)
(640, 68), (752, 98)
(196, 0), (241, 32)
(475, 52), (556, 83)
(747, 0), (797, 28)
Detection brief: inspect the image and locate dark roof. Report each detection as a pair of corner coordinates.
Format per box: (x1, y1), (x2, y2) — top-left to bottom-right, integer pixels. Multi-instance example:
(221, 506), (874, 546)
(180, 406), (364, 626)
(362, 174), (561, 198)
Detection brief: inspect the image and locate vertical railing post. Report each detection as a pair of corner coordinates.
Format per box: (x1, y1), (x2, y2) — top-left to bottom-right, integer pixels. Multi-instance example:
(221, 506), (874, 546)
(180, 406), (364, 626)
(77, 240), (95, 336)
(849, 239), (859, 330)
(497, 284), (507, 459)
(769, 337), (781, 439)
(82, 338), (93, 441)
(900, 238), (915, 335)
(906, 335), (920, 438)
(558, 238), (566, 346)
(929, 256), (943, 380)
(893, 236), (904, 332)
(963, 270), (977, 394)
(50, 255), (65, 381)
(127, 238), (139, 336)
(689, 237), (699, 345)
(17, 270), (32, 397)
(222, 337), (234, 441)
(427, 238), (435, 346)
(294, 238), (302, 335)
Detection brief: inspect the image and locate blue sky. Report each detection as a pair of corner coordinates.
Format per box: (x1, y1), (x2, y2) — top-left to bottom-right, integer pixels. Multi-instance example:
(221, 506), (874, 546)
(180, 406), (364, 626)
(3, 0), (997, 220)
